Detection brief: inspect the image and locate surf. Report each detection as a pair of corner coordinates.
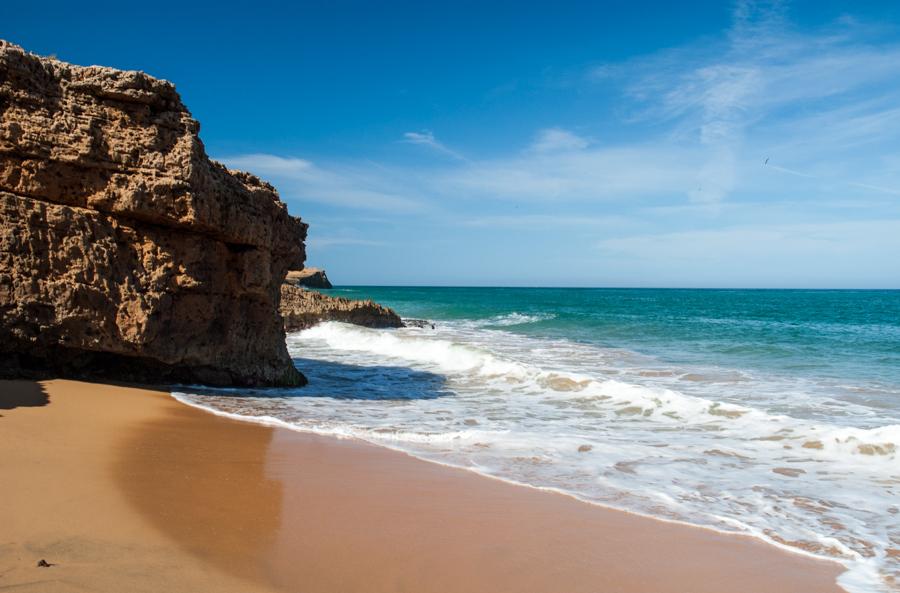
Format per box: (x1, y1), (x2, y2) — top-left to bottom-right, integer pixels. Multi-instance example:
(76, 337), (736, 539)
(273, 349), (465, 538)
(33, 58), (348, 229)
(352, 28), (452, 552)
(175, 287), (900, 593)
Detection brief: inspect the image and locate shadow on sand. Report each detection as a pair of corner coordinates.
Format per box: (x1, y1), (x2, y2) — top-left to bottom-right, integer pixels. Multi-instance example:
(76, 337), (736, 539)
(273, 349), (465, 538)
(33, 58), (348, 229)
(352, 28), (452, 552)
(292, 357), (453, 400)
(182, 357), (453, 401)
(0, 380), (50, 410)
(114, 402), (283, 587)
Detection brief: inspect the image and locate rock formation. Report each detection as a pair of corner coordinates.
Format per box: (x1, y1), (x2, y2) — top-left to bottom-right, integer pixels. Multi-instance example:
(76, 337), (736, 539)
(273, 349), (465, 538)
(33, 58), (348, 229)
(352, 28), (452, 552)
(285, 267), (332, 289)
(0, 41), (307, 386)
(280, 285), (402, 331)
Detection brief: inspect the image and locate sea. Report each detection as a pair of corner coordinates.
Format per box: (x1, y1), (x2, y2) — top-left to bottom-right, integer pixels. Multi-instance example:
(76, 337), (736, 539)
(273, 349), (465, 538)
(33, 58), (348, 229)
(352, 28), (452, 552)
(173, 287), (900, 592)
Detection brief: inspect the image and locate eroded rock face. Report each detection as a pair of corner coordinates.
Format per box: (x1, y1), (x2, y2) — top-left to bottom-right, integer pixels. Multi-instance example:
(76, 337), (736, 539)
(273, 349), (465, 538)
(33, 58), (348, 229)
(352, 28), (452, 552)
(281, 285), (402, 332)
(0, 41), (307, 386)
(285, 267), (333, 289)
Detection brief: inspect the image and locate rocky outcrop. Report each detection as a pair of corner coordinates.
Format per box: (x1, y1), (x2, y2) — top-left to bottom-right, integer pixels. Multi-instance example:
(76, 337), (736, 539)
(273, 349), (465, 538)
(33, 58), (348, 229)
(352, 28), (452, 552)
(285, 267), (332, 289)
(0, 41), (307, 386)
(280, 285), (402, 332)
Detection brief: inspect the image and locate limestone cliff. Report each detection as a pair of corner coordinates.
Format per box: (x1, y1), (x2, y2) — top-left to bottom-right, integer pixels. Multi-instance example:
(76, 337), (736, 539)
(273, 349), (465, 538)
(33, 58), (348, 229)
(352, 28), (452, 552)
(281, 285), (402, 331)
(0, 41), (307, 386)
(285, 267), (332, 289)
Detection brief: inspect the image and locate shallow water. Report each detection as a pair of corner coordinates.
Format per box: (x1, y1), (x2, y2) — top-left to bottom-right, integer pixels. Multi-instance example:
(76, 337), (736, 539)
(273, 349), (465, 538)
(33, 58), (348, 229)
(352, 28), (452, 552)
(175, 288), (900, 592)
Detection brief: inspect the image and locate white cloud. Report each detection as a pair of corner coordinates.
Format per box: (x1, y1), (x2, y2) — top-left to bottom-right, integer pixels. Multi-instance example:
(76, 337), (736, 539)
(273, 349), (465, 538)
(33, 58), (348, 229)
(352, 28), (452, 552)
(227, 154), (315, 174)
(402, 130), (467, 161)
(445, 144), (700, 202)
(609, 1), (900, 204)
(220, 3), (900, 287)
(223, 153), (424, 212)
(227, 8), (900, 216)
(420, 8), (900, 209)
(529, 128), (590, 153)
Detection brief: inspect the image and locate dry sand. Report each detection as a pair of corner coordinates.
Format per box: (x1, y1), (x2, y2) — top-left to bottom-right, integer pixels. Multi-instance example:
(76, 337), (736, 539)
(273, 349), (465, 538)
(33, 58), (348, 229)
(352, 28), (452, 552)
(0, 379), (846, 592)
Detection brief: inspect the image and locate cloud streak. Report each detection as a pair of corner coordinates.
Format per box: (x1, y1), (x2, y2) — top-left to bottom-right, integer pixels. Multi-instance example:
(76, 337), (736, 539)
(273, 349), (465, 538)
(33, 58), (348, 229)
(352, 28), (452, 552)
(602, 1), (900, 203)
(224, 153), (425, 212)
(529, 128), (590, 153)
(445, 142), (700, 202)
(402, 130), (468, 161)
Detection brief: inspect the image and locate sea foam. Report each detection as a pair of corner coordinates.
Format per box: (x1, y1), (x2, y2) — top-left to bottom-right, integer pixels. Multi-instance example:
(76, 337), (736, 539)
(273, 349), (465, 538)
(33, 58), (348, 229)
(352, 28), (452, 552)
(176, 320), (900, 592)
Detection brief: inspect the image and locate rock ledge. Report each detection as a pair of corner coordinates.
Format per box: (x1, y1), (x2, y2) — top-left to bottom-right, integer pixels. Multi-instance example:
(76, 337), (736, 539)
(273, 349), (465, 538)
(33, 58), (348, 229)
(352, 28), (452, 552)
(285, 268), (332, 289)
(280, 285), (402, 332)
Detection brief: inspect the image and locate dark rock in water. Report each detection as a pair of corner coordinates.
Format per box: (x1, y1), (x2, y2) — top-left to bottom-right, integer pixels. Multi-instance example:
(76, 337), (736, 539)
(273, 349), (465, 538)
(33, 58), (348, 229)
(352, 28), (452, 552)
(0, 41), (306, 387)
(578, 445), (593, 453)
(285, 267), (333, 289)
(403, 319), (435, 329)
(281, 285), (402, 331)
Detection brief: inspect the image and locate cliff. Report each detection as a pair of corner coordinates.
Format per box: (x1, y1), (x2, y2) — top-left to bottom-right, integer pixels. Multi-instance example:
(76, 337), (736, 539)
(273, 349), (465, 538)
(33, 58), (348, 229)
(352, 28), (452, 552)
(285, 267), (332, 289)
(281, 285), (402, 331)
(0, 41), (307, 386)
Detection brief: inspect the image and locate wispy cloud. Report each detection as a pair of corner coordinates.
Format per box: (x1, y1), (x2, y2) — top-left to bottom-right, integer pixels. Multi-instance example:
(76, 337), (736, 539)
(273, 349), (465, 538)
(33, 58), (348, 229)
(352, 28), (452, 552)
(402, 130), (468, 161)
(528, 128), (590, 153)
(445, 144), (700, 202)
(227, 7), (900, 214)
(765, 163), (817, 178)
(593, 1), (900, 204)
(850, 182), (900, 196)
(306, 236), (387, 248)
(224, 153), (424, 212)
(463, 213), (633, 228)
(432, 9), (900, 208)
(221, 3), (900, 286)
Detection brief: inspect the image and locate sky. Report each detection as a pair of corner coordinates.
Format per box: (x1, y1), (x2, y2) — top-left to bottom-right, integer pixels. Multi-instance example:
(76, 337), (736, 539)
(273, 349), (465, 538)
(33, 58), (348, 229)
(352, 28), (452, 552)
(4, 1), (900, 287)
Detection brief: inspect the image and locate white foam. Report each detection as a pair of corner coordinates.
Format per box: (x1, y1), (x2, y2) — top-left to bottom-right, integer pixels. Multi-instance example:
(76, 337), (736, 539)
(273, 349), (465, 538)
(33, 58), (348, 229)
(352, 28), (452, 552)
(178, 321), (900, 593)
(479, 312), (556, 326)
(292, 324), (900, 465)
(298, 322), (529, 377)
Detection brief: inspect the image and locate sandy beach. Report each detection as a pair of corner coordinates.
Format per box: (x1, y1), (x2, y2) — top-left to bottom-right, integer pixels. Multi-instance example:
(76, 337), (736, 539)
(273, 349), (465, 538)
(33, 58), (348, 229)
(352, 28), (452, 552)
(0, 379), (845, 593)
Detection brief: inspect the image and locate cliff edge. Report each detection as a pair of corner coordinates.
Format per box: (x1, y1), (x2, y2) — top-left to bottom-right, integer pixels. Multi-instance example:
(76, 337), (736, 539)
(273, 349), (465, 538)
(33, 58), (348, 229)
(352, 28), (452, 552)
(285, 267), (332, 289)
(0, 41), (307, 386)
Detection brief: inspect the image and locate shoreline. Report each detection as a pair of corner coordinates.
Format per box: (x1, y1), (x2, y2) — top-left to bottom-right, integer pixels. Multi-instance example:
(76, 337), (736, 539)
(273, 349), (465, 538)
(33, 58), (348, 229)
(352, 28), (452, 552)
(170, 390), (849, 568)
(1, 379), (847, 593)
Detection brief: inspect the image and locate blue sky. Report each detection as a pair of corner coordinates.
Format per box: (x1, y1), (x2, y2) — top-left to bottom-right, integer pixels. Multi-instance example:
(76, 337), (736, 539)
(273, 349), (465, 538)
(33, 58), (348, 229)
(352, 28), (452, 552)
(5, 1), (900, 287)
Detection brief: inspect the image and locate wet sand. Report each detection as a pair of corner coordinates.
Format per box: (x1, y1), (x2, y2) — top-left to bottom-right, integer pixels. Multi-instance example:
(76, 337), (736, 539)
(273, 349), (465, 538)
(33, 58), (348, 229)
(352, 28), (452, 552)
(0, 379), (846, 592)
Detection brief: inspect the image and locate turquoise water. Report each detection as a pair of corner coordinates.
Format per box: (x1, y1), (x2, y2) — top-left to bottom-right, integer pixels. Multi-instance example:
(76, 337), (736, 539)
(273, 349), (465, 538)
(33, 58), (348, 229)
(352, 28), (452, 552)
(178, 287), (900, 592)
(331, 287), (900, 392)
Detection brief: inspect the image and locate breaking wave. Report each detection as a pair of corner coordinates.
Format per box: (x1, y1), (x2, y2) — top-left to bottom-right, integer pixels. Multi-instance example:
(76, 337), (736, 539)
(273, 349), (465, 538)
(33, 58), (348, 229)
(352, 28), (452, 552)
(175, 321), (900, 593)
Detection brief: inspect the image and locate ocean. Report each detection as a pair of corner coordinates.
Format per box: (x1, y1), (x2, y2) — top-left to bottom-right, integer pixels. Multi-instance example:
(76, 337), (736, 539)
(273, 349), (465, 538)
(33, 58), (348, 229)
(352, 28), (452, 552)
(174, 287), (900, 592)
